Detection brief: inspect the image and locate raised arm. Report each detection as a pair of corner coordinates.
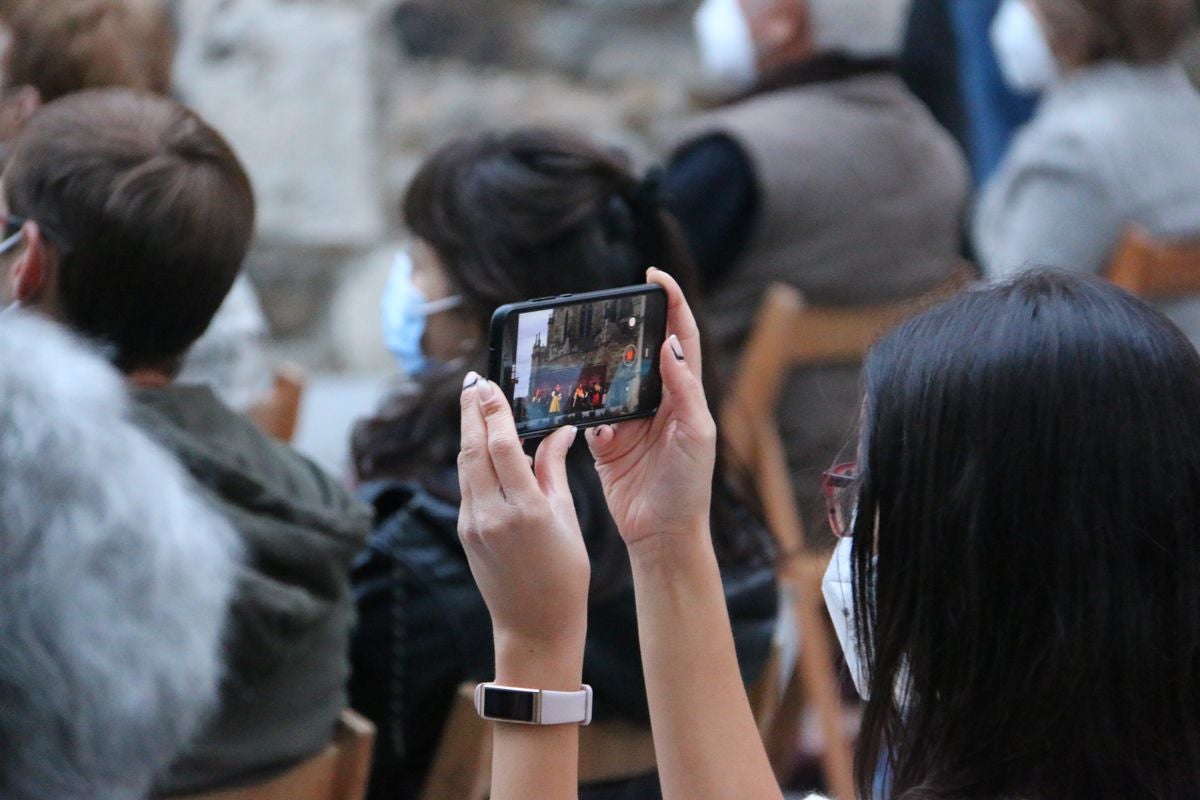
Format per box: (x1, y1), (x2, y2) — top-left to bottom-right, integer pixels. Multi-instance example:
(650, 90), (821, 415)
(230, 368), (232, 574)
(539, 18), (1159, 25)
(586, 268), (783, 800)
(457, 375), (590, 800)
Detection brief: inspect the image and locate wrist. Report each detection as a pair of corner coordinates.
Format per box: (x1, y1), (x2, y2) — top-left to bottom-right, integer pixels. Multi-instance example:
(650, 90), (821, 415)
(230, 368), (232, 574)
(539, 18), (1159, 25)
(625, 521), (716, 570)
(494, 630), (586, 692)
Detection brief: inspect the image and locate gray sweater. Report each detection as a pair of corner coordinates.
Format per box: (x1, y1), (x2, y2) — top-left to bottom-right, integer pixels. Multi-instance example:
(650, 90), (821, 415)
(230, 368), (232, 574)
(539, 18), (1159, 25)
(975, 62), (1200, 340)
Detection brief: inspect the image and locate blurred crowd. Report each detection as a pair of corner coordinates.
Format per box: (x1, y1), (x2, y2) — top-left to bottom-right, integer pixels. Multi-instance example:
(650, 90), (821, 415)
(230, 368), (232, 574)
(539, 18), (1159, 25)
(1, 0), (1199, 799)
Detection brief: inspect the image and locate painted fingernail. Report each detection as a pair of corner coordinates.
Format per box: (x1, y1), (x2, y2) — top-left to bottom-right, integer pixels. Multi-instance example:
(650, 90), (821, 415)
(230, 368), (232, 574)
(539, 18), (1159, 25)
(566, 425), (578, 446)
(668, 334), (684, 362)
(476, 377), (495, 401)
(463, 371), (479, 390)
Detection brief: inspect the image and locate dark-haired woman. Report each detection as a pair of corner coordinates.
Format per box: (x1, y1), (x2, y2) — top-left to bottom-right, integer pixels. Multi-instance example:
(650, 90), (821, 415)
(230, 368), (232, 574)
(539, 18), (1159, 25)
(459, 268), (1200, 800)
(347, 129), (778, 800)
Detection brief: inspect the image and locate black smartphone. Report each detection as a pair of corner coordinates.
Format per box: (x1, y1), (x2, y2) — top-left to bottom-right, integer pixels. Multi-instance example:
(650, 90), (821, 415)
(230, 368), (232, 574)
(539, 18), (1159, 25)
(488, 284), (669, 439)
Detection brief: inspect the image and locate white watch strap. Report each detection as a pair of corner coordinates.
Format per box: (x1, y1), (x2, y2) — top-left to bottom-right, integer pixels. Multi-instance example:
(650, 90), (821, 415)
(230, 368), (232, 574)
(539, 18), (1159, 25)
(475, 683), (593, 726)
(539, 685), (593, 725)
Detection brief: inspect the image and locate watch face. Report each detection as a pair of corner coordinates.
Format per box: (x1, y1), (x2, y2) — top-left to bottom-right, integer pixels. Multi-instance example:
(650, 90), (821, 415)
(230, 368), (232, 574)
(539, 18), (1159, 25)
(483, 687), (538, 722)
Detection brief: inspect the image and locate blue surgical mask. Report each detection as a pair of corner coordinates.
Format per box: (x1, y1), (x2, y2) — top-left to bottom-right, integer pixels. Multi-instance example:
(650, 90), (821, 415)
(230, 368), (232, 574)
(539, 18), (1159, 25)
(381, 249), (463, 376)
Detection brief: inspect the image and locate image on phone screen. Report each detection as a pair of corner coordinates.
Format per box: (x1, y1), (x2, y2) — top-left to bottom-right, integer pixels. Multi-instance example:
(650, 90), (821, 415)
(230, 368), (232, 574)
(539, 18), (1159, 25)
(491, 287), (667, 438)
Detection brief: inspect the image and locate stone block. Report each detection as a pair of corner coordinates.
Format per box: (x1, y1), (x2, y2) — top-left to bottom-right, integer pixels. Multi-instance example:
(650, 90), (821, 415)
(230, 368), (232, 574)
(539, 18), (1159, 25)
(173, 0), (387, 251)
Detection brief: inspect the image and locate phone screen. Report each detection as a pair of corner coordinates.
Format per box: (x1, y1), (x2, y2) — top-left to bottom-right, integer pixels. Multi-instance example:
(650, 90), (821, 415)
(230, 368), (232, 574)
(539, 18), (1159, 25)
(492, 286), (667, 438)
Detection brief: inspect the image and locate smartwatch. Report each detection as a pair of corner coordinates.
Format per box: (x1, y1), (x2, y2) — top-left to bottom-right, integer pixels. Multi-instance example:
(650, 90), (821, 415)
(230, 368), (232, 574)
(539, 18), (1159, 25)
(474, 683), (593, 726)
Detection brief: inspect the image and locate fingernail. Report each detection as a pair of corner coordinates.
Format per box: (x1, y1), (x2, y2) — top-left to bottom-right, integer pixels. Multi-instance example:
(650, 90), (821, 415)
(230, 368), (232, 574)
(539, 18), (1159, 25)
(646, 267), (658, 278)
(476, 377), (494, 401)
(668, 334), (684, 362)
(463, 371), (479, 390)
(566, 425), (578, 446)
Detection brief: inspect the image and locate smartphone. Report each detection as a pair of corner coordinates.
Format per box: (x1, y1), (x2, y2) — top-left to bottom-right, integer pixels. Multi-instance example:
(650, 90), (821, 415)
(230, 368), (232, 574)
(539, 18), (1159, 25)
(488, 284), (668, 438)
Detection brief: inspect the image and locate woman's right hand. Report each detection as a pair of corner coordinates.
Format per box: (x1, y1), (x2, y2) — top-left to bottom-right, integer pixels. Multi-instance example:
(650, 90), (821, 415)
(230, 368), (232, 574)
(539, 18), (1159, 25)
(585, 268), (717, 553)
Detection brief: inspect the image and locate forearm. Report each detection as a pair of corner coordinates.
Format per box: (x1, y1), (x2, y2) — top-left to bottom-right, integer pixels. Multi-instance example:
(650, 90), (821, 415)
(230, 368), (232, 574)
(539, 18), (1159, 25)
(489, 636), (584, 800)
(628, 531), (782, 800)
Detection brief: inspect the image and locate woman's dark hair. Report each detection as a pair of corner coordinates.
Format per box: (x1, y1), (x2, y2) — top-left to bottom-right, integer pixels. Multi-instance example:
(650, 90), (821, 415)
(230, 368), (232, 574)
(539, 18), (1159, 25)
(352, 128), (772, 589)
(850, 270), (1200, 799)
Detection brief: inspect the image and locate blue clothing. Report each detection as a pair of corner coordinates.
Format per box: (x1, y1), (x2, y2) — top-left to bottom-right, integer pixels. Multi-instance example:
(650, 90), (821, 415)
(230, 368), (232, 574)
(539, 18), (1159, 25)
(948, 0), (1037, 183)
(662, 133), (759, 286)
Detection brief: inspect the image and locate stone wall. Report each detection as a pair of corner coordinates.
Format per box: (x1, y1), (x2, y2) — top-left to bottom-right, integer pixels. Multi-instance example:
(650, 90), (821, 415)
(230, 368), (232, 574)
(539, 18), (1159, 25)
(173, 0), (704, 370)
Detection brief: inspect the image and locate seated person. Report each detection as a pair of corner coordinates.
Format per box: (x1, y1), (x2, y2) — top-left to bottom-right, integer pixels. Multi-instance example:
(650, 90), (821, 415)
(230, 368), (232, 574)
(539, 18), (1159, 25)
(0, 311), (239, 800)
(0, 0), (270, 409)
(0, 89), (371, 795)
(668, 0), (969, 546)
(0, 0), (172, 155)
(459, 268), (1200, 800)
(349, 128), (778, 800)
(977, 0), (1200, 339)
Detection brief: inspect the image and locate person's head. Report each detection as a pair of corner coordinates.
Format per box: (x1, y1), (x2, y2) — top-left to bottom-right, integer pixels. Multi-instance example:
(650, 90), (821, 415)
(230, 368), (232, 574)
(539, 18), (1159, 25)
(692, 0), (912, 88)
(0, 310), (239, 800)
(992, 0), (1196, 94)
(1, 88), (255, 374)
(0, 0), (175, 137)
(356, 127), (770, 584)
(357, 127), (700, 482)
(848, 271), (1200, 798)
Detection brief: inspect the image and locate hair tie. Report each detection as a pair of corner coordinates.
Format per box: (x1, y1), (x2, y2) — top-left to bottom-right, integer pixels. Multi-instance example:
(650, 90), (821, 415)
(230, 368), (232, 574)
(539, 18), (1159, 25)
(627, 167), (665, 221)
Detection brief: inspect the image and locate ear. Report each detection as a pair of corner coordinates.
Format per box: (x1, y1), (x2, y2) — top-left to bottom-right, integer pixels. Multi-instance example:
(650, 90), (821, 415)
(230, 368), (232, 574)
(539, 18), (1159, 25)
(8, 221), (49, 304)
(0, 85), (40, 143)
(14, 85), (41, 121)
(759, 0), (811, 57)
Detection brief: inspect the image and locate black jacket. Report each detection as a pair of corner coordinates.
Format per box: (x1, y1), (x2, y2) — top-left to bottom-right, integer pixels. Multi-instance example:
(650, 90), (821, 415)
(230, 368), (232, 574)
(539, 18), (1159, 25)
(349, 471), (778, 800)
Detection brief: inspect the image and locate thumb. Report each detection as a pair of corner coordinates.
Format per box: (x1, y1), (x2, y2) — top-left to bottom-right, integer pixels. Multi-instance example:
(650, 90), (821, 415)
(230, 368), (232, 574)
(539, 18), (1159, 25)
(535, 424), (578, 501)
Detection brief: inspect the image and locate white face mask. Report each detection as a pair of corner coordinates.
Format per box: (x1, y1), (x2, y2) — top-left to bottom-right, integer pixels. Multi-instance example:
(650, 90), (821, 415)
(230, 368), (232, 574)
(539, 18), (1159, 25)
(693, 0), (758, 91)
(822, 537), (872, 700)
(823, 536), (915, 707)
(990, 0), (1060, 94)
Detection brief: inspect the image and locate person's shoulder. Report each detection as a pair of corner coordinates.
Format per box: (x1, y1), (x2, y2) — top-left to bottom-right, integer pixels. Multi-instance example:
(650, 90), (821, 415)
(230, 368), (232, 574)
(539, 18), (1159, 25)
(132, 384), (371, 536)
(360, 477), (462, 555)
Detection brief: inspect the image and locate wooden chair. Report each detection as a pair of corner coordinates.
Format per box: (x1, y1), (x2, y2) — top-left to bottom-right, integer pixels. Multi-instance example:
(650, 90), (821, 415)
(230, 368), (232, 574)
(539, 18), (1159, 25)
(420, 652), (790, 800)
(1106, 226), (1200, 300)
(420, 683), (660, 800)
(247, 364), (306, 443)
(172, 710), (376, 800)
(722, 275), (968, 800)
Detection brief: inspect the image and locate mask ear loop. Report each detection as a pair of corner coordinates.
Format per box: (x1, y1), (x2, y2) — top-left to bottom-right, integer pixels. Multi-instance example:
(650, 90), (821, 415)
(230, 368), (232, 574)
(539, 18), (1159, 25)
(0, 229), (23, 255)
(419, 294), (464, 317)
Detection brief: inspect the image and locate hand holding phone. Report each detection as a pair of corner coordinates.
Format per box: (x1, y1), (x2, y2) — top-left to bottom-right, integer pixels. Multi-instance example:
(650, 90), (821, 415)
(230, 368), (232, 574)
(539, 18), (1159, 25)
(488, 284), (668, 438)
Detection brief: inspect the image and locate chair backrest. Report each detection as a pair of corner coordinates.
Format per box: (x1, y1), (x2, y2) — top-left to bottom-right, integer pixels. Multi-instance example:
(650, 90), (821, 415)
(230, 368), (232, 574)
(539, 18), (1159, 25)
(420, 684), (492, 800)
(723, 274), (967, 559)
(420, 664), (791, 799)
(420, 683), (662, 798)
(1106, 226), (1200, 300)
(247, 364), (306, 443)
(170, 710), (376, 800)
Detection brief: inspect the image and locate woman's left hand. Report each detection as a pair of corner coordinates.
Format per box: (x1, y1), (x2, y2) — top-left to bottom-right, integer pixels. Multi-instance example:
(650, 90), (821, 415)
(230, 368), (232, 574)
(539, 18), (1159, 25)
(457, 372), (590, 667)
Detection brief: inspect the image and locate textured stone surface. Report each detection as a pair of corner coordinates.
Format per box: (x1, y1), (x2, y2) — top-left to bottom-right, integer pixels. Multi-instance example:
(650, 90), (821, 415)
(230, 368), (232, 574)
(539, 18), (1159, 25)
(174, 0), (702, 368)
(174, 0), (387, 250)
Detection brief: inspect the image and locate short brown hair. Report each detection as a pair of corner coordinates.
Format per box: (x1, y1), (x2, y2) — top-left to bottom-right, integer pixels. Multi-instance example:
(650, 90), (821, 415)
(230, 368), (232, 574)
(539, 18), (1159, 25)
(3, 89), (255, 370)
(1039, 0), (1197, 64)
(2, 0), (174, 100)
